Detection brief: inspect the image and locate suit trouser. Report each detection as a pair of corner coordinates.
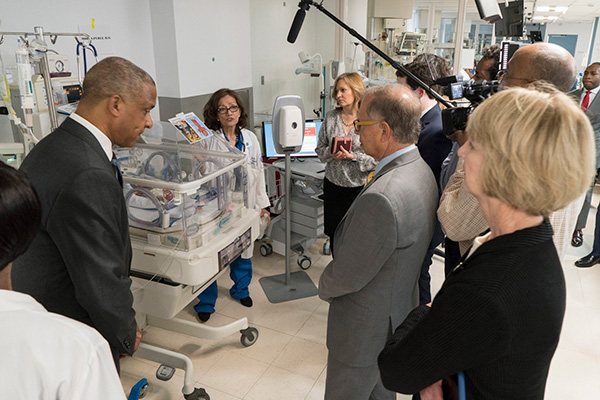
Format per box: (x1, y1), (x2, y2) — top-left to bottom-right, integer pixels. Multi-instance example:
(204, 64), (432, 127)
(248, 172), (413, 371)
(325, 355), (395, 400)
(194, 256), (252, 314)
(575, 169), (599, 230)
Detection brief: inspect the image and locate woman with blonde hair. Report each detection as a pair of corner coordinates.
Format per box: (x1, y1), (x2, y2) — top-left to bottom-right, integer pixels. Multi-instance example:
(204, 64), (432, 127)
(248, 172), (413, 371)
(315, 72), (376, 252)
(378, 84), (595, 399)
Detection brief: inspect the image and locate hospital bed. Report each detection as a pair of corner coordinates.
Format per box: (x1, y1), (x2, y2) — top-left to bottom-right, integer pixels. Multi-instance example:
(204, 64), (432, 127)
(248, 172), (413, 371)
(115, 122), (260, 400)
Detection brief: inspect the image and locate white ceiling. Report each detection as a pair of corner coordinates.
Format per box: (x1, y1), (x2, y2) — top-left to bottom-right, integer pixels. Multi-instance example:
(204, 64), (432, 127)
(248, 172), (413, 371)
(413, 0), (600, 23)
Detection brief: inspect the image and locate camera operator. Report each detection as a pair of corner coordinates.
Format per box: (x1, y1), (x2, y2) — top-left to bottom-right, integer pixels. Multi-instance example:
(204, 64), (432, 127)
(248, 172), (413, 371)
(396, 54), (453, 304)
(438, 42), (581, 263)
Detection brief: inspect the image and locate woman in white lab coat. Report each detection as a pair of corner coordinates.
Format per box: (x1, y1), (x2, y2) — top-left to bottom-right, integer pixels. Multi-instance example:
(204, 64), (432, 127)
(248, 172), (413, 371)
(194, 88), (270, 322)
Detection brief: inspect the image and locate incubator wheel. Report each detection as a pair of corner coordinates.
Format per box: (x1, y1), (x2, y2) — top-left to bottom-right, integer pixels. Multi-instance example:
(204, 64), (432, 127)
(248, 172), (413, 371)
(298, 255), (312, 270)
(260, 243), (273, 257)
(184, 388), (210, 400)
(240, 327), (259, 347)
(138, 383), (148, 398)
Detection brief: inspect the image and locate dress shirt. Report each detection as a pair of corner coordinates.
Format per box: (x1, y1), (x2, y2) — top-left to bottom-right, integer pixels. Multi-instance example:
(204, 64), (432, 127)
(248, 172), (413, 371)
(70, 113), (113, 161)
(581, 85), (600, 108)
(374, 144), (416, 176)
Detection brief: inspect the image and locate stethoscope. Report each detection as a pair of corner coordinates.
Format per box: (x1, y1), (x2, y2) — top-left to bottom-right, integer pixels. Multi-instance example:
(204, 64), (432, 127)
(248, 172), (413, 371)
(75, 37), (98, 86)
(220, 128), (247, 153)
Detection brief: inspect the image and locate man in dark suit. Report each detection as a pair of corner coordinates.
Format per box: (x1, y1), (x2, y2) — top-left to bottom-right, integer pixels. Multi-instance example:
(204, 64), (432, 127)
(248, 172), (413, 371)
(12, 57), (156, 370)
(573, 62), (600, 266)
(396, 55), (453, 304)
(319, 84), (438, 399)
(571, 62), (600, 249)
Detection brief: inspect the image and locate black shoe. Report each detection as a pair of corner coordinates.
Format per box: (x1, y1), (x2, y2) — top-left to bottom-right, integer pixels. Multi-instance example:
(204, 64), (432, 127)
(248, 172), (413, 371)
(575, 254), (600, 268)
(571, 229), (584, 247)
(239, 296), (253, 307)
(197, 312), (212, 322)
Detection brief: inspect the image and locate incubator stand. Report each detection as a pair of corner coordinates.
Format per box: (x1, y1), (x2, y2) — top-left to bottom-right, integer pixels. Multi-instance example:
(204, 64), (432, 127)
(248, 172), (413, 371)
(115, 123), (260, 400)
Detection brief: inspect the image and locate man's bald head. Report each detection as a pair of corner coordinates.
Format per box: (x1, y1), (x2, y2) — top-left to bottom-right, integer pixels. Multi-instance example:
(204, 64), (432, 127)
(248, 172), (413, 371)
(508, 43), (576, 92)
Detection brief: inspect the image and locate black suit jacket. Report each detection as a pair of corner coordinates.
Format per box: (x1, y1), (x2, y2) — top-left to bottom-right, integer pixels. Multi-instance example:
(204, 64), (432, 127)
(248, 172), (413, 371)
(12, 117), (136, 356)
(417, 104), (452, 189)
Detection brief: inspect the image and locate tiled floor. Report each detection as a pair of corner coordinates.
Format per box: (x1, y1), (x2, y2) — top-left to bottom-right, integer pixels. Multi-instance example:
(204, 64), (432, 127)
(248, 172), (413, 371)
(121, 215), (600, 399)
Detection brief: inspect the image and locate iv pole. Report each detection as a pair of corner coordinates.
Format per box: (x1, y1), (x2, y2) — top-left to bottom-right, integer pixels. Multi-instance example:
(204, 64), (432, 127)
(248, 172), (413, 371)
(0, 27), (92, 132)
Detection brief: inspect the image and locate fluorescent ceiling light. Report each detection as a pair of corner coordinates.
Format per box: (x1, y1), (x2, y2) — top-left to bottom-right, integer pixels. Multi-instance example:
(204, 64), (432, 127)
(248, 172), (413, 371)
(532, 16), (559, 21)
(535, 6), (569, 13)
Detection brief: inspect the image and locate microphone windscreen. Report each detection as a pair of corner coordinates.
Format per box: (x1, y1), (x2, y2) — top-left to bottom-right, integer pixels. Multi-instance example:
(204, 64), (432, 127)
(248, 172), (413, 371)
(287, 9), (306, 44)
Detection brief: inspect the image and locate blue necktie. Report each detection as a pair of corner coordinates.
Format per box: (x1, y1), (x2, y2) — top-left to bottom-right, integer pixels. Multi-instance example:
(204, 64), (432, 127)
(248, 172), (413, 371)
(111, 156), (123, 187)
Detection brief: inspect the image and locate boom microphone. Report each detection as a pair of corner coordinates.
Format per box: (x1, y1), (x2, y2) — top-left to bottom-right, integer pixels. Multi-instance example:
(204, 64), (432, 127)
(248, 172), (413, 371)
(287, 1), (311, 44)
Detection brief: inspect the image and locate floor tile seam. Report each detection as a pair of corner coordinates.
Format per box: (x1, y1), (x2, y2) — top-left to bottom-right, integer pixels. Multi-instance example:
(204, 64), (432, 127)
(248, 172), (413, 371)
(302, 365), (327, 400)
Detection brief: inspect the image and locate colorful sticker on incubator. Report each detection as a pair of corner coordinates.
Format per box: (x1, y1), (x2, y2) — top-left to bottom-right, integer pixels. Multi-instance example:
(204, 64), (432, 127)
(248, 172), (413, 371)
(163, 190), (173, 201)
(168, 112), (213, 144)
(184, 113), (213, 139)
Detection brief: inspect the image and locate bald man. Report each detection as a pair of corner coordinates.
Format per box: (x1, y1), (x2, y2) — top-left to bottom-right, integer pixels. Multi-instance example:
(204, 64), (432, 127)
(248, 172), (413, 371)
(438, 42), (581, 260)
(12, 57), (157, 371)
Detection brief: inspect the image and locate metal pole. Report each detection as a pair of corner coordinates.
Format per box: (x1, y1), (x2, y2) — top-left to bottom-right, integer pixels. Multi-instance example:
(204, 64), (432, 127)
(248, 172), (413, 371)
(284, 153), (292, 285)
(453, 0), (468, 76)
(34, 26), (59, 131)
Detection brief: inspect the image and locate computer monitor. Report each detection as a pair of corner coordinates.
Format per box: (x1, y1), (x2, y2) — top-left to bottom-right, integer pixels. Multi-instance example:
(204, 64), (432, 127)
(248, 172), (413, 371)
(494, 0), (524, 38)
(262, 119), (322, 158)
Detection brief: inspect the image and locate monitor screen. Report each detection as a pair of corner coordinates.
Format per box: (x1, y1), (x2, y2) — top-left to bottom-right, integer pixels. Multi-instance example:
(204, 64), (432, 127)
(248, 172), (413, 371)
(263, 120), (322, 158)
(494, 0), (523, 37)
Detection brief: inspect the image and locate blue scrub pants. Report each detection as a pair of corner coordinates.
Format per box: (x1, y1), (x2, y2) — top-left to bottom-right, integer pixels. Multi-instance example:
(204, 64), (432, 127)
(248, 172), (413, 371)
(194, 256), (252, 314)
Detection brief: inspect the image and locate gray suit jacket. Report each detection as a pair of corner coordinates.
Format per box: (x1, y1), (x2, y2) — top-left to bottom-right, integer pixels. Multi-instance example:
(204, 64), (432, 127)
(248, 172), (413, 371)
(319, 147), (438, 367)
(12, 117), (137, 356)
(571, 88), (600, 168)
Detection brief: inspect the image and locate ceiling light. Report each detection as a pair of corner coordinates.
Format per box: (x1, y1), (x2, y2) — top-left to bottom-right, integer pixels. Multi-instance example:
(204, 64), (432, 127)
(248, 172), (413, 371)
(535, 6), (569, 13)
(532, 16), (559, 21)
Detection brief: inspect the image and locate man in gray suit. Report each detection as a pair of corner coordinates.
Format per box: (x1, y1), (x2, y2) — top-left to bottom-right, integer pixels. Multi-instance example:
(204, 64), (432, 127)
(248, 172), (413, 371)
(319, 84), (438, 399)
(12, 57), (156, 371)
(571, 62), (600, 249)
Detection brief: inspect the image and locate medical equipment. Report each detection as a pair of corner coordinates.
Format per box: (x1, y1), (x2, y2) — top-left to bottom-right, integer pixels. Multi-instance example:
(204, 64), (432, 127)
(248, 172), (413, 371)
(295, 51), (322, 76)
(75, 37), (98, 86)
(259, 96), (319, 303)
(0, 27), (92, 152)
(114, 121), (260, 399)
(15, 39), (34, 128)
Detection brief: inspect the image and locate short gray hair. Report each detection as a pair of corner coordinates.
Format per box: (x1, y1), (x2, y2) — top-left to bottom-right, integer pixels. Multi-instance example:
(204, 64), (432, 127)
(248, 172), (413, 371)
(81, 57), (155, 105)
(365, 84), (421, 144)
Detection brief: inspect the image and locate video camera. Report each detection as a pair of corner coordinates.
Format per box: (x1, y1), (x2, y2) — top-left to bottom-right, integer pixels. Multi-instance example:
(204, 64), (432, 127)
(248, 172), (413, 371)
(435, 76), (499, 136)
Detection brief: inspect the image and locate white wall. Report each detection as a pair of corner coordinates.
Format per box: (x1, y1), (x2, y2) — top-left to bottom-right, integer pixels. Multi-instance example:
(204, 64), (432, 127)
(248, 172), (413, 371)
(545, 21), (594, 72)
(171, 0), (252, 97)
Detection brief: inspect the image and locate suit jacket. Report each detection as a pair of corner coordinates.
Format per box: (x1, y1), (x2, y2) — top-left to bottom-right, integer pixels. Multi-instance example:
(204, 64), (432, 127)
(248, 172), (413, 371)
(318, 147), (438, 367)
(570, 88), (600, 168)
(417, 104), (453, 188)
(12, 117), (136, 356)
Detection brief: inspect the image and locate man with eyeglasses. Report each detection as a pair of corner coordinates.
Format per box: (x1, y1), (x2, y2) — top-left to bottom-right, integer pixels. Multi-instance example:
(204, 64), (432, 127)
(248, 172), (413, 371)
(319, 84), (438, 400)
(438, 42), (582, 260)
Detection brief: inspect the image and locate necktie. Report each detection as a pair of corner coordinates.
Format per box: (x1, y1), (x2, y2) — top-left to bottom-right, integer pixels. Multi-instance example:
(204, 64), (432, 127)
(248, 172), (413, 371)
(582, 91), (591, 112)
(111, 155), (123, 187)
(364, 168), (376, 187)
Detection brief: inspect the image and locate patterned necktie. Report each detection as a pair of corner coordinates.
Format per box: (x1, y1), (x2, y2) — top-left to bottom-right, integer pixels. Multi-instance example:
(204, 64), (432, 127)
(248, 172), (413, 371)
(364, 168), (376, 187)
(582, 91), (591, 112)
(111, 155), (123, 187)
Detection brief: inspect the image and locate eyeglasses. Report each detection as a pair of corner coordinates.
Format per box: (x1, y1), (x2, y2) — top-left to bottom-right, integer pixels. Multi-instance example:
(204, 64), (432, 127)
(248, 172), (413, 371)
(353, 119), (379, 132)
(497, 70), (531, 84)
(217, 105), (240, 115)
